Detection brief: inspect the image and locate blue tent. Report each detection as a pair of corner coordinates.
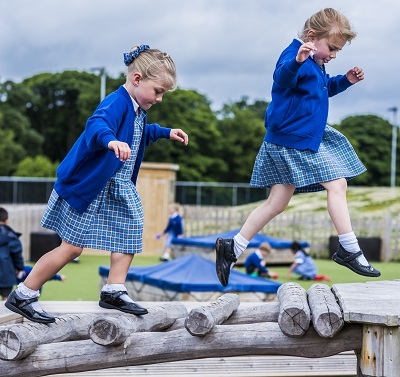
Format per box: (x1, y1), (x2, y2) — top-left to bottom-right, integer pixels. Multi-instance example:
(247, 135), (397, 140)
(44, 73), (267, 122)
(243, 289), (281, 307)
(99, 254), (281, 294)
(172, 228), (309, 249)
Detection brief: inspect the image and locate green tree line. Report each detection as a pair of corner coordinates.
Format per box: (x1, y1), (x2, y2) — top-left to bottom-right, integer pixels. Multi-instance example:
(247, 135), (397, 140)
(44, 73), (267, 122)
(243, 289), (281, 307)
(0, 70), (396, 185)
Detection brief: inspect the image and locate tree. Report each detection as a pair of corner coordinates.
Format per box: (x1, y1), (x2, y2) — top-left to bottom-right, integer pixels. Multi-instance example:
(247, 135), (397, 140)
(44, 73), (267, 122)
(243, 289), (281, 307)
(145, 89), (227, 181)
(0, 129), (26, 175)
(333, 115), (394, 186)
(14, 156), (58, 177)
(215, 98), (268, 182)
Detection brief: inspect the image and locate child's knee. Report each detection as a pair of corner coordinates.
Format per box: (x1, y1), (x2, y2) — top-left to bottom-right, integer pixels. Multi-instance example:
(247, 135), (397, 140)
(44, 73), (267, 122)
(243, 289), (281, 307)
(68, 245), (83, 259)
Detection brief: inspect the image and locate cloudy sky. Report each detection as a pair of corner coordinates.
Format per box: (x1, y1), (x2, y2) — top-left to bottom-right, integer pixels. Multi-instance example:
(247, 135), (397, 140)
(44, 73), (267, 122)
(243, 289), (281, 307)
(0, 0), (399, 124)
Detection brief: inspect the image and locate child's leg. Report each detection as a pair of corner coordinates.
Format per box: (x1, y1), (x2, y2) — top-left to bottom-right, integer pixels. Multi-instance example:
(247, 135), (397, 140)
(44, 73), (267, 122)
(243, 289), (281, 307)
(216, 184), (295, 286)
(23, 240), (83, 291)
(107, 252), (134, 284)
(322, 178), (380, 276)
(99, 252), (148, 315)
(5, 240), (82, 323)
(234, 184), (295, 258)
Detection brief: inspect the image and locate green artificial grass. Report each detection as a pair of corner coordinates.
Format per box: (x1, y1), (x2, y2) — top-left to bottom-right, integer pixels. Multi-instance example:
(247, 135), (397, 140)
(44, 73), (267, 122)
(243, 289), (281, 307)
(33, 255), (399, 301)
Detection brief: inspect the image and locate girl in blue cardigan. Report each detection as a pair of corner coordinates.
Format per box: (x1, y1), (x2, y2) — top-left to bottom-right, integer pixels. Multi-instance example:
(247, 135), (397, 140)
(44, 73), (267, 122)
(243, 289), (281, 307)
(6, 44), (189, 323)
(216, 8), (380, 287)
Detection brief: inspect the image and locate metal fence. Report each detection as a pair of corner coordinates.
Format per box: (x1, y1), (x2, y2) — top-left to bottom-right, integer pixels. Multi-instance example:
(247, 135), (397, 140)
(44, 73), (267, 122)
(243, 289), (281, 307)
(0, 177), (268, 206)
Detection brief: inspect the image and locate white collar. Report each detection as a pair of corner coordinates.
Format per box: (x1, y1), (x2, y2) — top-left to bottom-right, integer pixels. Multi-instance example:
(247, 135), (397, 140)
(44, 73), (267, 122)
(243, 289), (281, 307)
(255, 248), (264, 259)
(123, 84), (140, 114)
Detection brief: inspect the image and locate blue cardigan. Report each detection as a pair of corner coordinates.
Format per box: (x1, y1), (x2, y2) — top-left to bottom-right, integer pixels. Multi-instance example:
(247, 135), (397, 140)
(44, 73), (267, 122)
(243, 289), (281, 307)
(55, 86), (171, 213)
(244, 251), (269, 274)
(163, 214), (183, 237)
(265, 39), (353, 152)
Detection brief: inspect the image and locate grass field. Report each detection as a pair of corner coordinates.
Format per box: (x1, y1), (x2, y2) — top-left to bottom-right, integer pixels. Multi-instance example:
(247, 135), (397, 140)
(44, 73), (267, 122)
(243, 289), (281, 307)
(32, 254), (400, 301)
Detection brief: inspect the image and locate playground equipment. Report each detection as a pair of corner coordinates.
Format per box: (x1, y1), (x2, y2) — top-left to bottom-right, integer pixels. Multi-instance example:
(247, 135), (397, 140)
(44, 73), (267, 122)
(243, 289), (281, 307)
(0, 280), (399, 377)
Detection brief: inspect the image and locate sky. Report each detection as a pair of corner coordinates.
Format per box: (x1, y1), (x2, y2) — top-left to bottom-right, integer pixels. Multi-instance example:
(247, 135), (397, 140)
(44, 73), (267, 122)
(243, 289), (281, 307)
(0, 0), (399, 125)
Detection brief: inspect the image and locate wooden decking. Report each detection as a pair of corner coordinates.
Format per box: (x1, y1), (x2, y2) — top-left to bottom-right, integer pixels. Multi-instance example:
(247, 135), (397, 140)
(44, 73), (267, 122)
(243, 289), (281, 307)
(0, 300), (357, 377)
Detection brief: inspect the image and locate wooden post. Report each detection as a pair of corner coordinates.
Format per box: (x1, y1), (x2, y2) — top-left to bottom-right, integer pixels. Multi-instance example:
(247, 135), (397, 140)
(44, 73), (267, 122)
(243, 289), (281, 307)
(307, 284), (344, 338)
(357, 325), (400, 377)
(277, 282), (310, 337)
(0, 314), (94, 360)
(89, 302), (187, 346)
(184, 294), (240, 336)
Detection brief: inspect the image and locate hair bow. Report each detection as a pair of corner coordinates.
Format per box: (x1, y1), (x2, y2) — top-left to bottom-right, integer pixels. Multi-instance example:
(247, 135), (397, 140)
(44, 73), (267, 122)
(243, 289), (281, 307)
(123, 44), (150, 66)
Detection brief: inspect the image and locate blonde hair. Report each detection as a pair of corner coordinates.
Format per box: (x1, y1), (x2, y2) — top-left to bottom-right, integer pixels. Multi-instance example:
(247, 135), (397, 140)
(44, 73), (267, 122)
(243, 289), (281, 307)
(126, 44), (177, 89)
(299, 8), (357, 44)
(259, 242), (271, 253)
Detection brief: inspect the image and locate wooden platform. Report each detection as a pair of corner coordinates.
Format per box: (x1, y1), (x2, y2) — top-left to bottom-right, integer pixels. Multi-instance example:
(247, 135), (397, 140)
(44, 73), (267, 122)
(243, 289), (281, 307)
(2, 280), (400, 377)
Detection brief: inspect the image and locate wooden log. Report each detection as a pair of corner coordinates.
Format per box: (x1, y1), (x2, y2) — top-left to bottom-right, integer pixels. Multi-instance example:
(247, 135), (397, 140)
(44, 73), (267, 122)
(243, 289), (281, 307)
(277, 282), (310, 337)
(224, 302), (280, 325)
(166, 302), (280, 331)
(89, 302), (188, 346)
(307, 284), (344, 338)
(184, 293), (240, 336)
(0, 314), (94, 361)
(0, 322), (363, 377)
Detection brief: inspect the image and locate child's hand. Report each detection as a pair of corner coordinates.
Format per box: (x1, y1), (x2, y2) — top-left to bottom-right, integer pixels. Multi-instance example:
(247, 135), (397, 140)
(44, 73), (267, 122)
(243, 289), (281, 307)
(296, 42), (317, 63)
(108, 140), (132, 161)
(346, 67), (364, 84)
(170, 129), (189, 145)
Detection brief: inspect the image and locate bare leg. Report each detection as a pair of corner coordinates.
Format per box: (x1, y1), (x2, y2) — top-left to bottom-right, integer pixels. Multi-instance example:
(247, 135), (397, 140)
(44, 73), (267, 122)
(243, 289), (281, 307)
(240, 184), (295, 241)
(107, 252), (134, 284)
(323, 178), (380, 276)
(24, 240), (83, 291)
(321, 178), (352, 234)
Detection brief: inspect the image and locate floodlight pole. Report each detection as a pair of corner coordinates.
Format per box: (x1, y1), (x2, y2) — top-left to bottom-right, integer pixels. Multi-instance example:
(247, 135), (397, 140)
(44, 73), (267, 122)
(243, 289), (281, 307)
(90, 67), (106, 102)
(388, 106), (398, 187)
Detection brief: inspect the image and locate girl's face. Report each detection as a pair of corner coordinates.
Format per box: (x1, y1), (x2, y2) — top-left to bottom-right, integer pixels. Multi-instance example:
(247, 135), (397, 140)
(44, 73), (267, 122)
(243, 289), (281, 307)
(311, 34), (346, 66)
(132, 74), (170, 110)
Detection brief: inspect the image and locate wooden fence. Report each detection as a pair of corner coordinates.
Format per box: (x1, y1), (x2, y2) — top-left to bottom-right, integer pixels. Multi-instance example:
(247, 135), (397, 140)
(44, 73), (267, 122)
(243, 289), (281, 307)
(181, 205), (400, 262)
(3, 204), (400, 262)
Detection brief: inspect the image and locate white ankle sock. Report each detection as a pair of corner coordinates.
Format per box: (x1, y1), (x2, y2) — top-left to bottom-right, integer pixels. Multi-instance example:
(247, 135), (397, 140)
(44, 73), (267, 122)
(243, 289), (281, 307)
(102, 284), (134, 303)
(16, 283), (40, 298)
(233, 233), (249, 258)
(338, 232), (369, 266)
(16, 283), (44, 312)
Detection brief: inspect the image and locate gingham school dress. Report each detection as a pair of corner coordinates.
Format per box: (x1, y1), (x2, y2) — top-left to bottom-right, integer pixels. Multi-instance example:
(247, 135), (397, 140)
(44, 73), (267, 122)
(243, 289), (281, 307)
(250, 125), (366, 193)
(41, 110), (147, 254)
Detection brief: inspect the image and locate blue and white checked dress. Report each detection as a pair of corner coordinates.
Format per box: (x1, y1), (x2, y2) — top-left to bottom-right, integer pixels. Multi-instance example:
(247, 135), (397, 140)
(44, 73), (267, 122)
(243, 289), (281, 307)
(41, 111), (146, 254)
(250, 125), (366, 193)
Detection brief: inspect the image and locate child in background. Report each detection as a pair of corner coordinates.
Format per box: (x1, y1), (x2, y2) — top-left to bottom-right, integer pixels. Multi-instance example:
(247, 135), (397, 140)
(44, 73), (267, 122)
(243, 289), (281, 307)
(6, 44), (188, 323)
(244, 242), (279, 279)
(287, 242), (331, 281)
(156, 202), (184, 261)
(216, 8), (380, 287)
(0, 207), (24, 300)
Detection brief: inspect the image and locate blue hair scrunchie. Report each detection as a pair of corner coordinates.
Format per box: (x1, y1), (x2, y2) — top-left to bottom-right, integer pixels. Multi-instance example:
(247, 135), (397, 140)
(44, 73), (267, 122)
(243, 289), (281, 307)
(123, 44), (150, 66)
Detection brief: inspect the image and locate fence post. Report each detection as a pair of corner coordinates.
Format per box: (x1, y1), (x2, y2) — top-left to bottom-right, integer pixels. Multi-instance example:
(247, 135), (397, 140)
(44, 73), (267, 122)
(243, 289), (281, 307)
(382, 215), (392, 262)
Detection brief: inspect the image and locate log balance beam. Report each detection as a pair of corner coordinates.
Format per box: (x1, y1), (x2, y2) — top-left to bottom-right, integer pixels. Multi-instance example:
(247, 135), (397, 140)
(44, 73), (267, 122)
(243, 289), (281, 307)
(0, 280), (399, 377)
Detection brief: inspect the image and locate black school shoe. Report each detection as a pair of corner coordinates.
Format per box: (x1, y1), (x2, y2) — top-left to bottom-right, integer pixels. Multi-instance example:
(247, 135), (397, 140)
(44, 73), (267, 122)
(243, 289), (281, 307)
(215, 238), (237, 287)
(5, 290), (56, 324)
(99, 291), (148, 315)
(332, 244), (381, 277)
